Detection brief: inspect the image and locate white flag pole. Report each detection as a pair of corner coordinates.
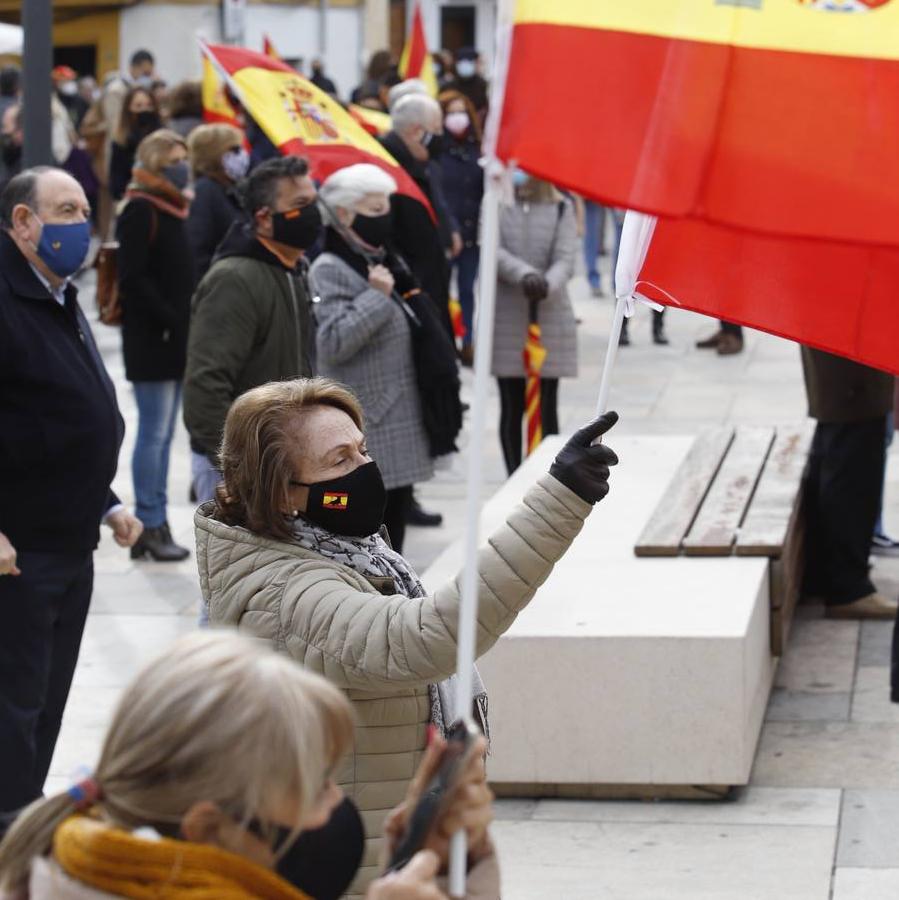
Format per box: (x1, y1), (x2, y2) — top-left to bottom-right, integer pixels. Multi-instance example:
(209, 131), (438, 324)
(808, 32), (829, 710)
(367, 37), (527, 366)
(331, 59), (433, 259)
(447, 1), (515, 896)
(596, 210), (660, 415)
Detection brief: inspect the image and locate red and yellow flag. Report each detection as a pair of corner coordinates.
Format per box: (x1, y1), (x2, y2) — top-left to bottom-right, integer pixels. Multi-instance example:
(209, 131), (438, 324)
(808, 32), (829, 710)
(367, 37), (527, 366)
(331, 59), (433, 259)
(201, 42), (434, 216)
(263, 34), (279, 59)
(201, 56), (240, 126)
(347, 104), (392, 137)
(398, 1), (439, 96)
(522, 317), (547, 456)
(496, 1), (899, 375)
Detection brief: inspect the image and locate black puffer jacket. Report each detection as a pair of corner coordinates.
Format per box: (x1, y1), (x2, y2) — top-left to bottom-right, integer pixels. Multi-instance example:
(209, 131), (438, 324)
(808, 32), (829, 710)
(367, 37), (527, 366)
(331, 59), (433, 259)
(185, 175), (244, 281)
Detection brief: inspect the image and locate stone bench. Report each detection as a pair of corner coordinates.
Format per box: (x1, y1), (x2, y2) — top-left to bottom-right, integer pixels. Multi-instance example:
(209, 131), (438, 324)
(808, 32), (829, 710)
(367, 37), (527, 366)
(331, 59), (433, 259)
(420, 429), (810, 796)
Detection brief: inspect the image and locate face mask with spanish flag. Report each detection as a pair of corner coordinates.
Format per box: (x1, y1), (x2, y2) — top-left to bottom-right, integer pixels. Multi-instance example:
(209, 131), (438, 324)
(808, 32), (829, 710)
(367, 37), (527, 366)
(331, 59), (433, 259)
(291, 460), (387, 537)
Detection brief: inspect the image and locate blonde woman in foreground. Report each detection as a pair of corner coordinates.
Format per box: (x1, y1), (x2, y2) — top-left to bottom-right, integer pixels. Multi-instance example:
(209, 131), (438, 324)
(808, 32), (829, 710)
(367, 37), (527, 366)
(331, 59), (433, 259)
(0, 632), (497, 900)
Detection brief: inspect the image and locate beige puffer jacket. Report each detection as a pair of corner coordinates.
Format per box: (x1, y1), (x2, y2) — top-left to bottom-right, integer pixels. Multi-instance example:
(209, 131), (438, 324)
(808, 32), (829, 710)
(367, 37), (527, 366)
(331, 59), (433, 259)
(195, 474), (592, 893)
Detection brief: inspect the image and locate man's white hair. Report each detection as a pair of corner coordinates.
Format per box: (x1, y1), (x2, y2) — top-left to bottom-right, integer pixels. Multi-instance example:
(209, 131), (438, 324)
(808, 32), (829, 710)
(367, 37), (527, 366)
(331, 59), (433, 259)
(387, 78), (428, 111)
(392, 93), (441, 134)
(318, 163), (397, 225)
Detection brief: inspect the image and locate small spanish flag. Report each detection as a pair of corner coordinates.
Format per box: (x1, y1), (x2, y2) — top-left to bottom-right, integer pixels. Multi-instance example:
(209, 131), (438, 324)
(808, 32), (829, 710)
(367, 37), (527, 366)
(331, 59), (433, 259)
(323, 493), (349, 510)
(448, 297), (466, 341)
(263, 35), (280, 60)
(398, 1), (439, 97)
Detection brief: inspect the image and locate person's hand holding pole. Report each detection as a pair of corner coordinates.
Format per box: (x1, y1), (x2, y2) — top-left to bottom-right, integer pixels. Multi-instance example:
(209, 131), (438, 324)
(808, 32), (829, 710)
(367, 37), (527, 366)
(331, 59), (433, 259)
(549, 411), (620, 503)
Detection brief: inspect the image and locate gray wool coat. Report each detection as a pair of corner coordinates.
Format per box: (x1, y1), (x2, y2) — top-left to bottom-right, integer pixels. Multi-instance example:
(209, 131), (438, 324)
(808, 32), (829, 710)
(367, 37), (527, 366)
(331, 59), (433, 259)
(310, 252), (433, 491)
(492, 197), (579, 378)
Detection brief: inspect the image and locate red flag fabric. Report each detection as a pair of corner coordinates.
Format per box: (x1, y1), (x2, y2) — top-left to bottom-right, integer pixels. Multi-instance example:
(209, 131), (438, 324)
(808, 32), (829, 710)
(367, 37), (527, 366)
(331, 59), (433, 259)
(202, 42), (435, 218)
(398, 2), (439, 96)
(495, 2), (899, 373)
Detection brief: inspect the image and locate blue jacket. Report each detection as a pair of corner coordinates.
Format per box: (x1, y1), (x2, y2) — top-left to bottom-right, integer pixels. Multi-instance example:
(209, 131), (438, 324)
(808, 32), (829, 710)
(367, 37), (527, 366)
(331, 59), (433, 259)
(0, 233), (124, 551)
(440, 135), (484, 247)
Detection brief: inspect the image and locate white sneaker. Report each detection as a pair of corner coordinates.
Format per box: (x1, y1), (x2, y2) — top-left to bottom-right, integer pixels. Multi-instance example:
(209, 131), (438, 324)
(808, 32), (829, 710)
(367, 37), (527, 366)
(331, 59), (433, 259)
(872, 533), (899, 557)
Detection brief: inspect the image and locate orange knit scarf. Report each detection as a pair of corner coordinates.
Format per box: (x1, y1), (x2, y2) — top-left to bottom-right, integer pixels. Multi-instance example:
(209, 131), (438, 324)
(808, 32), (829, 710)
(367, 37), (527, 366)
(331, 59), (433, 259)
(53, 816), (312, 900)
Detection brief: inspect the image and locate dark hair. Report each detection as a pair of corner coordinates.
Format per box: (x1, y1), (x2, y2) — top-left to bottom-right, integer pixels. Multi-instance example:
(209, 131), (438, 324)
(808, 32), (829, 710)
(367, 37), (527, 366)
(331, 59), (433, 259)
(366, 50), (393, 81)
(130, 49), (155, 69)
(239, 155), (309, 216)
(167, 80), (202, 119)
(115, 86), (159, 145)
(0, 66), (20, 98)
(0, 166), (54, 229)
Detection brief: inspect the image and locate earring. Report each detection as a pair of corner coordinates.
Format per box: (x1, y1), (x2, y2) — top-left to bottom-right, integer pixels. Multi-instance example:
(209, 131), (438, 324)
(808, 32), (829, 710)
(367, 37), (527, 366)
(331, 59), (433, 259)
(292, 509), (300, 518)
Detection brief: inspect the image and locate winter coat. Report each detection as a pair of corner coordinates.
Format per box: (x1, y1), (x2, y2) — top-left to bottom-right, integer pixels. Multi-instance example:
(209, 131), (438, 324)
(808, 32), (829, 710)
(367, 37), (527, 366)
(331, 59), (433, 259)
(493, 196), (578, 379)
(311, 250), (433, 490)
(116, 197), (195, 382)
(379, 131), (452, 336)
(440, 135), (483, 247)
(801, 346), (894, 424)
(195, 473), (592, 892)
(183, 223), (314, 460)
(185, 175), (244, 282)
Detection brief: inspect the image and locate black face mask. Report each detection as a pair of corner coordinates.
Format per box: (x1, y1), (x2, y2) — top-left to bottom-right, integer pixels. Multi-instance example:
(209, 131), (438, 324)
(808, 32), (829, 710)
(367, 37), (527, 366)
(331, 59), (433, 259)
(292, 460), (387, 538)
(422, 131), (446, 160)
(271, 202), (323, 250)
(133, 110), (161, 134)
(351, 212), (392, 250)
(249, 798), (365, 900)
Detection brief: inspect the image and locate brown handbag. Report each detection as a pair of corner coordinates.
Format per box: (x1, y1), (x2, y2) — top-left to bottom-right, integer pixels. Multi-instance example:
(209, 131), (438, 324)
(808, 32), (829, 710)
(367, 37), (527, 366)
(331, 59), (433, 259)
(94, 241), (121, 325)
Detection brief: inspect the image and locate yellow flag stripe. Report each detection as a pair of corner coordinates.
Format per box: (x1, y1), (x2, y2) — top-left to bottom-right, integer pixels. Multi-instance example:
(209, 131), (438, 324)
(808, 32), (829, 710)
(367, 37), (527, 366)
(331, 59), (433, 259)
(514, 0), (899, 62)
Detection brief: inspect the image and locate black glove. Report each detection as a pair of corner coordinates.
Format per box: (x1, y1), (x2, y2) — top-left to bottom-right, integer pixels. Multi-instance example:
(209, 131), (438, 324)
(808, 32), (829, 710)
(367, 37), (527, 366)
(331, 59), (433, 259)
(549, 412), (619, 504)
(521, 272), (549, 303)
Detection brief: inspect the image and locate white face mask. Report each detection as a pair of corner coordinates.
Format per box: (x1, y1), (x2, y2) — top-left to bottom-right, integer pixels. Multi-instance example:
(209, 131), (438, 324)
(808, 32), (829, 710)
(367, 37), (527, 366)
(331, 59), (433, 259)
(221, 147), (250, 182)
(444, 111), (470, 136)
(455, 60), (477, 79)
(58, 81), (78, 97)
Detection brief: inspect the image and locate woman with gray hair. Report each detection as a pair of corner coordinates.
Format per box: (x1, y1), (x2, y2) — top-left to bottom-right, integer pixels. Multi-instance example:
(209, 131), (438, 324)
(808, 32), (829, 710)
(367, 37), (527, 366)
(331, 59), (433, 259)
(311, 163), (431, 553)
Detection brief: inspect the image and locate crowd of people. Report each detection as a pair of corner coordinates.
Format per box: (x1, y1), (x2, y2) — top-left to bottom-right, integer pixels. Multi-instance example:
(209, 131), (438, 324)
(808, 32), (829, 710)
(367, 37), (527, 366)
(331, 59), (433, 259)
(1, 39), (898, 900)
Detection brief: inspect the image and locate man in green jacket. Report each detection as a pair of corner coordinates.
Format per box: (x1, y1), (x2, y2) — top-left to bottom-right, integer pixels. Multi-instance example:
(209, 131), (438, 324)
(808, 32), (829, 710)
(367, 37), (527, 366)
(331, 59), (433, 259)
(183, 156), (321, 503)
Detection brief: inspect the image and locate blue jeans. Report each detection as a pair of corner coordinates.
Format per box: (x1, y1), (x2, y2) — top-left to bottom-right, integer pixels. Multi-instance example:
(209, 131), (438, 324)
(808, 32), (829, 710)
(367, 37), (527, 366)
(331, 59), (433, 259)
(452, 245), (480, 346)
(131, 380), (182, 528)
(583, 202), (606, 291)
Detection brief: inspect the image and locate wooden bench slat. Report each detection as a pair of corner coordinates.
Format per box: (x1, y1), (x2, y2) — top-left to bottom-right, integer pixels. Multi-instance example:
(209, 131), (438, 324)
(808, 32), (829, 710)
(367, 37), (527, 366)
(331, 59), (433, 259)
(735, 425), (814, 557)
(634, 427), (735, 557)
(682, 426), (776, 556)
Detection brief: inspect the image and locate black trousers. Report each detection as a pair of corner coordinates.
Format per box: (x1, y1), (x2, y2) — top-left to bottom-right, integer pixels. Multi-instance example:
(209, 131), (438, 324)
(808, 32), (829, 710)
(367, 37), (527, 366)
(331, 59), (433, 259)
(497, 377), (560, 476)
(383, 485), (413, 553)
(803, 417), (885, 605)
(0, 550), (93, 816)
(721, 320), (743, 338)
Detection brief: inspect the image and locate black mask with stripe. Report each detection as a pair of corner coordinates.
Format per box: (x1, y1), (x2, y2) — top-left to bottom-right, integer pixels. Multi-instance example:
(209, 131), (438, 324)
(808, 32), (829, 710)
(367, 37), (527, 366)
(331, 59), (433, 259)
(292, 460), (387, 538)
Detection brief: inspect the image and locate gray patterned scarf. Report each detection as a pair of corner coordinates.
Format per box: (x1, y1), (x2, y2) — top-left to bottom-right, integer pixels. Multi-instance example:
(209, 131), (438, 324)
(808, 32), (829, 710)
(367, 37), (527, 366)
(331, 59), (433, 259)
(291, 518), (489, 739)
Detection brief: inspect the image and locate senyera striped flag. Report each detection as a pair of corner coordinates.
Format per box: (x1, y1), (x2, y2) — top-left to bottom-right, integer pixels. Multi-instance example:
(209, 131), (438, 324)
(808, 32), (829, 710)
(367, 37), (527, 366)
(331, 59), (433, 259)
(496, 0), (899, 375)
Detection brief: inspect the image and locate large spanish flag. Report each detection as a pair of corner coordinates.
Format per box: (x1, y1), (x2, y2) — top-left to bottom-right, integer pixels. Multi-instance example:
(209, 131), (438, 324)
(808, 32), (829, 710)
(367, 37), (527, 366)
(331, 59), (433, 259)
(201, 42), (434, 217)
(496, 0), (899, 374)
(201, 56), (240, 126)
(398, 1), (439, 97)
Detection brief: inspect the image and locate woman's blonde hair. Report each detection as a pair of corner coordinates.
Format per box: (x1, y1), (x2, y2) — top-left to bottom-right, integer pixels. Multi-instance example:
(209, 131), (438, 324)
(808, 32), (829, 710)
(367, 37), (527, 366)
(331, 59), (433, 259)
(0, 631), (354, 892)
(135, 128), (187, 174)
(215, 378), (365, 541)
(188, 123), (244, 178)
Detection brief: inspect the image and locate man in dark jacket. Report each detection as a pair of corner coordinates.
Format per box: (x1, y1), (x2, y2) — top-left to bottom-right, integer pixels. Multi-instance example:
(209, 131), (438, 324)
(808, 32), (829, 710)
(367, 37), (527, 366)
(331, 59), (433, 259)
(183, 156), (318, 503)
(0, 167), (142, 827)
(380, 93), (455, 337)
(801, 346), (897, 619)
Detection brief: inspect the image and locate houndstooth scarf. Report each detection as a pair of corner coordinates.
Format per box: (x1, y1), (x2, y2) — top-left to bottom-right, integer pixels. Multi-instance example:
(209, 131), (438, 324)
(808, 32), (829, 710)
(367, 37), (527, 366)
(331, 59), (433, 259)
(291, 518), (489, 740)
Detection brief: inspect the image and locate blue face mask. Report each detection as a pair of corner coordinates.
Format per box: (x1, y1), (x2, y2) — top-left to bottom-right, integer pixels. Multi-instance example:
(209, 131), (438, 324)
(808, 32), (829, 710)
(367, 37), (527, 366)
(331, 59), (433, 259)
(511, 169), (530, 188)
(33, 216), (91, 279)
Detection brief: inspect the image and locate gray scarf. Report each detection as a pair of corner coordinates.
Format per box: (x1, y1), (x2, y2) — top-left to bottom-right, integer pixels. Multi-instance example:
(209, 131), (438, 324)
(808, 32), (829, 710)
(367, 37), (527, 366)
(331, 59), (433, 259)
(291, 518), (489, 739)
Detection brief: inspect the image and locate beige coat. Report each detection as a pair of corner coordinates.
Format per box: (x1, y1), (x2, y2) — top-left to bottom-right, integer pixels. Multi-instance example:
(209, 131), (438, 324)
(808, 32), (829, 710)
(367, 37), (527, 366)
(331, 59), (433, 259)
(195, 474), (592, 890)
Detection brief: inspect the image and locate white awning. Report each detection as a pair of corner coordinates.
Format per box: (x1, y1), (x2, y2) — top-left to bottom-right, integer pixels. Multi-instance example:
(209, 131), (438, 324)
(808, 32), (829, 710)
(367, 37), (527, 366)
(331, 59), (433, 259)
(0, 22), (24, 56)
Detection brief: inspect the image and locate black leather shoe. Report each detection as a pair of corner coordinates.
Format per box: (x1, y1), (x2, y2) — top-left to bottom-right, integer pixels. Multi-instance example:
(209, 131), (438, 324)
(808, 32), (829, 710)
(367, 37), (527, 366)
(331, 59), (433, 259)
(652, 312), (669, 345)
(618, 318), (630, 346)
(131, 523), (190, 562)
(406, 498), (443, 527)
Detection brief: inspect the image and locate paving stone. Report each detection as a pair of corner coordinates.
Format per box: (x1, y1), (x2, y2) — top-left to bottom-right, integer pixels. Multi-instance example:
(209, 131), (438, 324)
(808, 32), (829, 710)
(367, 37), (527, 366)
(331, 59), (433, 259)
(766, 688), (851, 722)
(858, 622), (894, 667)
(832, 868), (899, 899)
(492, 819), (835, 900)
(837, 791), (899, 867)
(774, 618), (859, 695)
(531, 788), (840, 827)
(752, 722), (899, 789)
(850, 667), (899, 725)
(493, 799), (537, 821)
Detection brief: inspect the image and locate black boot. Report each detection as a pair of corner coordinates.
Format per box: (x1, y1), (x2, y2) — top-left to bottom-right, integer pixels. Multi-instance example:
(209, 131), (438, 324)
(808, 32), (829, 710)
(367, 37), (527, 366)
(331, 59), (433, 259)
(619, 317), (630, 346)
(406, 496), (443, 527)
(131, 523), (190, 562)
(652, 310), (669, 345)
